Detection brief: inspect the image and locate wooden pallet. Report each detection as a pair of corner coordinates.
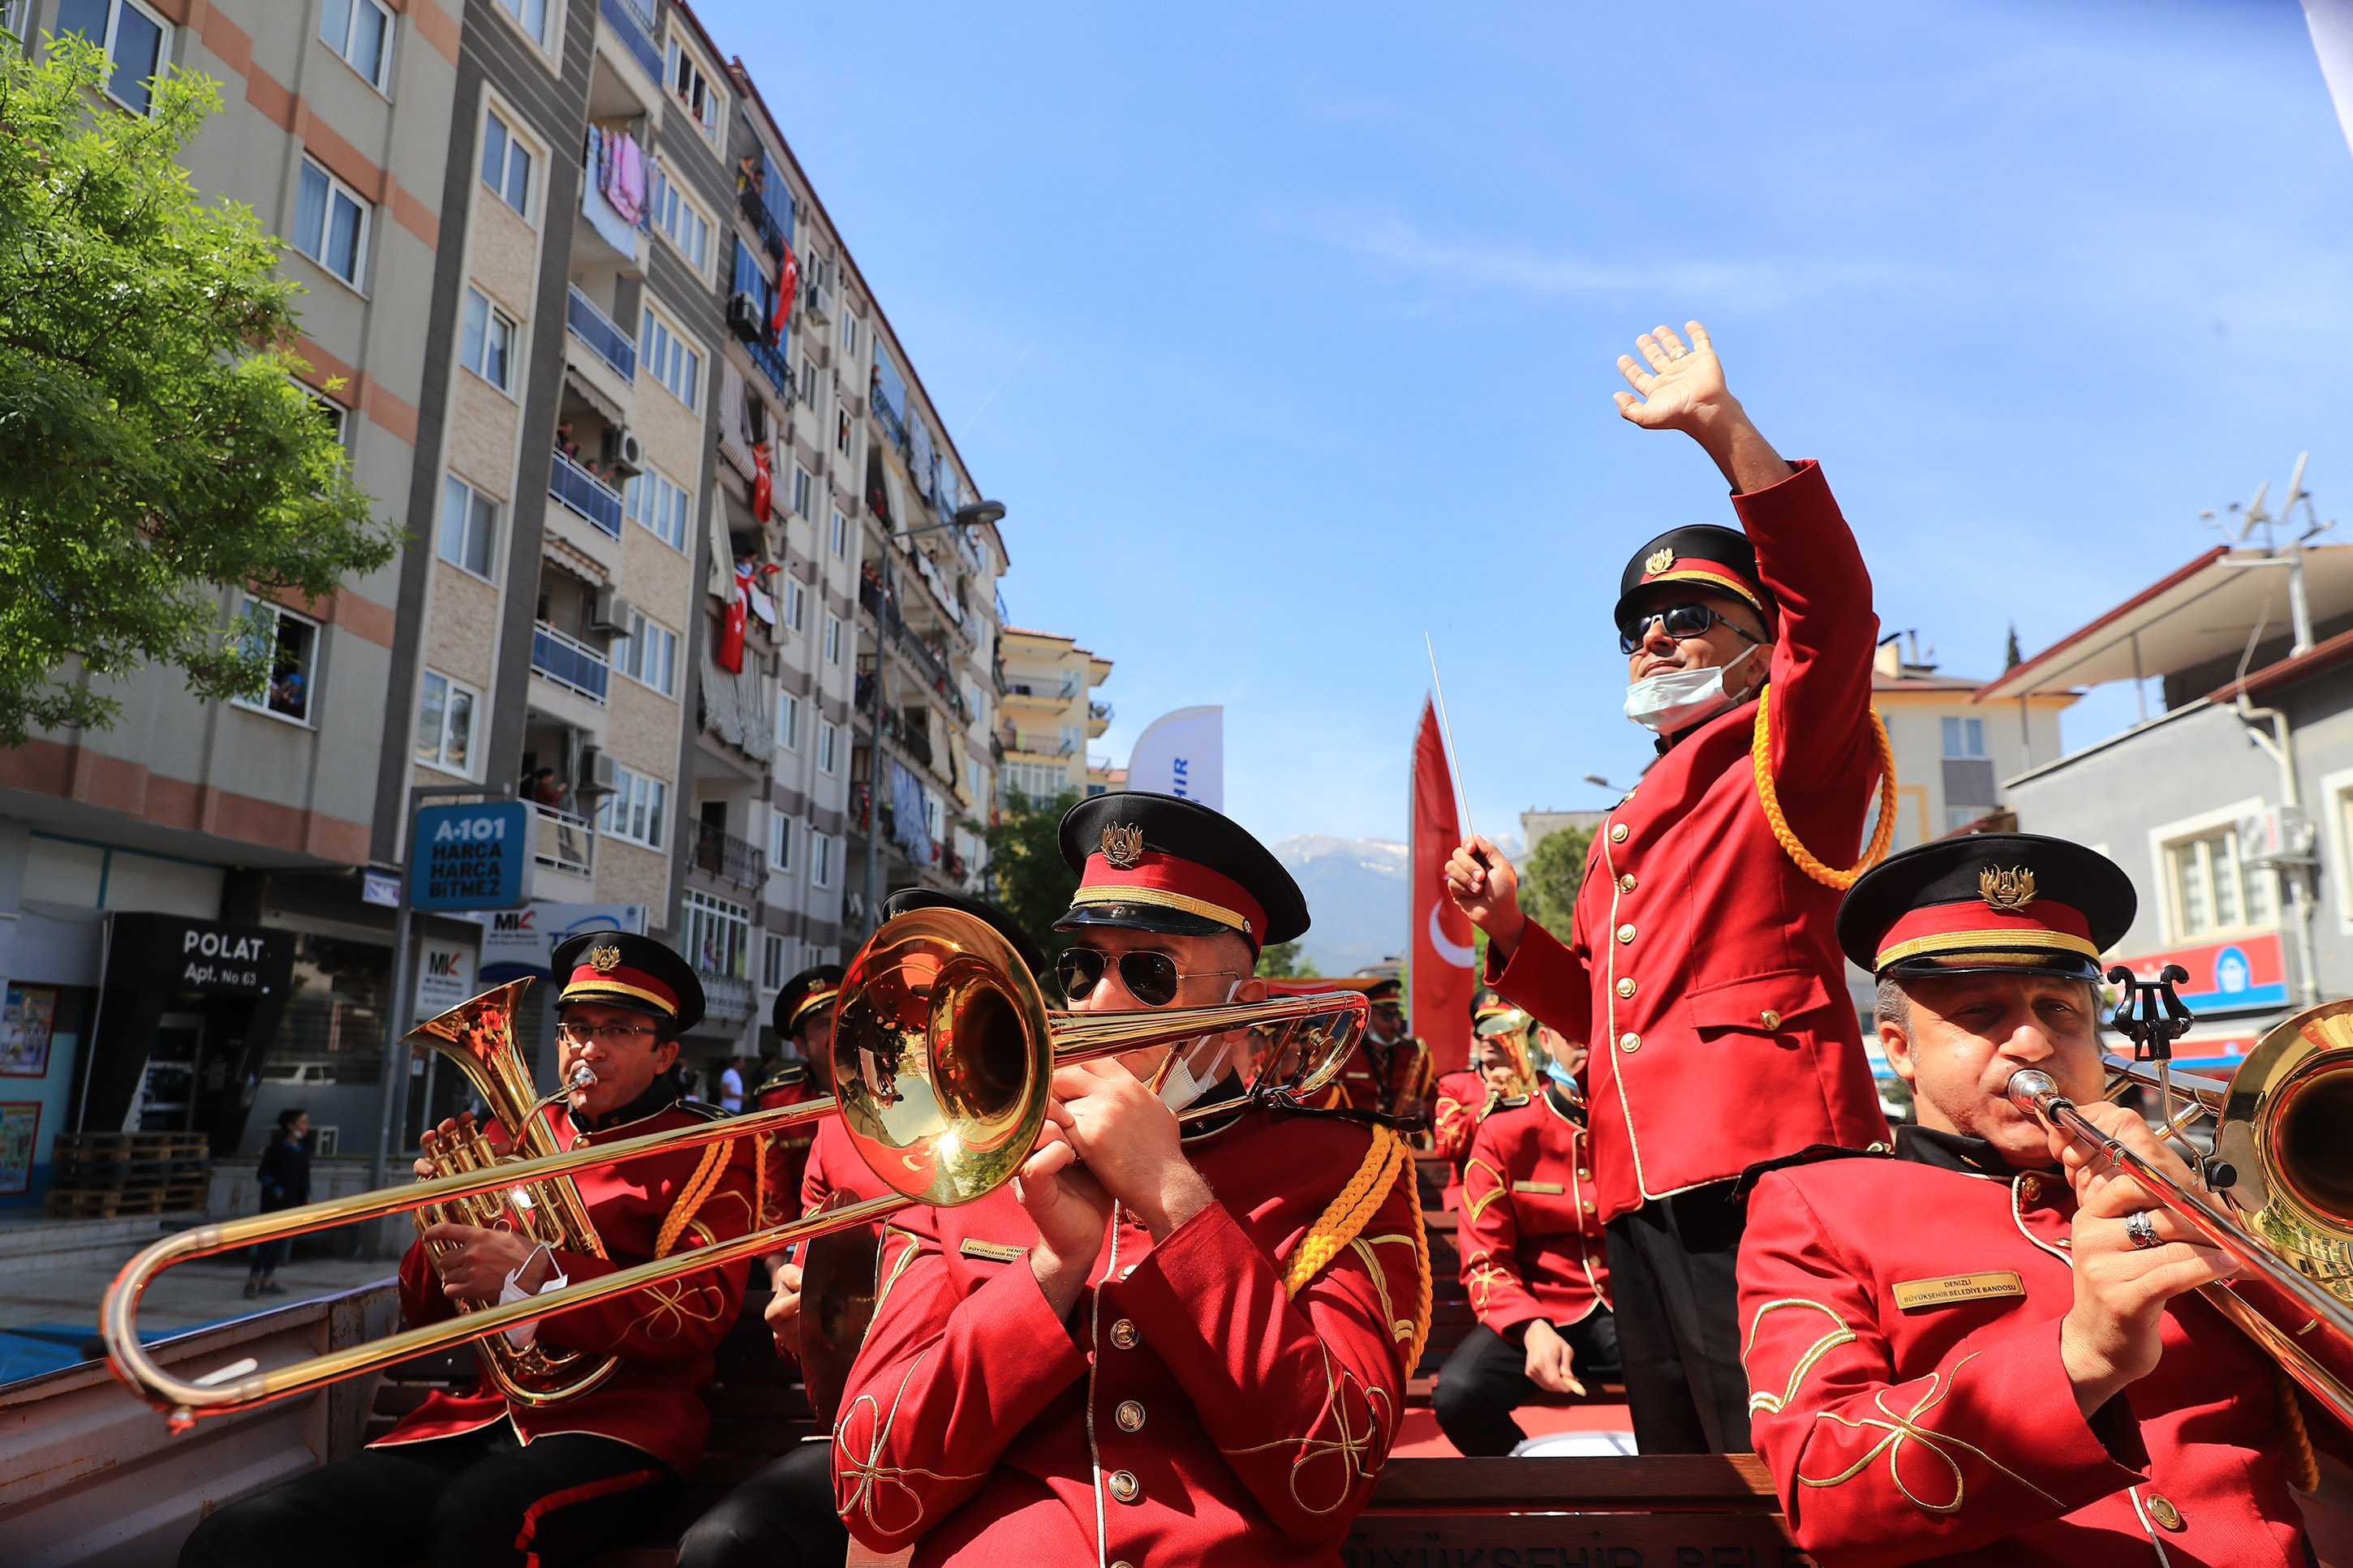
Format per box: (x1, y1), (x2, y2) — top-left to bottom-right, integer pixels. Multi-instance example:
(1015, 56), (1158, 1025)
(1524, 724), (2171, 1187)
(44, 1183), (208, 1218)
(49, 1157), (211, 1189)
(52, 1132), (211, 1161)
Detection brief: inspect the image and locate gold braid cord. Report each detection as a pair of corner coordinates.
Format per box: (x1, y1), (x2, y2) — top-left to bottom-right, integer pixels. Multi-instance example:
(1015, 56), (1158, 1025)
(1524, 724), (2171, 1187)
(1280, 1126), (1434, 1373)
(1751, 685), (1898, 891)
(656, 1138), (733, 1258)
(2278, 1365), (2321, 1493)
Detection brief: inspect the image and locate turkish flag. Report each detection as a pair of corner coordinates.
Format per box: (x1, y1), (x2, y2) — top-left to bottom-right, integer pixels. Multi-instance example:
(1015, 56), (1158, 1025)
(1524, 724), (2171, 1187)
(1412, 698), (1476, 1074)
(751, 440), (772, 522)
(716, 565), (749, 675)
(772, 242), (798, 345)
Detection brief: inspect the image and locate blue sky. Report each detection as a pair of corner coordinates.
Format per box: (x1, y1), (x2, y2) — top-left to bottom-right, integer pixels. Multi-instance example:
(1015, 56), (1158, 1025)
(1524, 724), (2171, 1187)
(711, 0), (2353, 846)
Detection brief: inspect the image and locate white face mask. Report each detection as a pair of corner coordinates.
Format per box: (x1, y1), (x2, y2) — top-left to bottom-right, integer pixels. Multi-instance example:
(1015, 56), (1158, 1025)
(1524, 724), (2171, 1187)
(1158, 977), (1243, 1111)
(1624, 642), (1761, 734)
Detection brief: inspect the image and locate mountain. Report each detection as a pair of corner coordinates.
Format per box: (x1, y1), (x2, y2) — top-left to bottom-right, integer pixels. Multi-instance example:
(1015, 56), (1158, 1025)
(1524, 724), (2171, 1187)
(1270, 832), (1523, 975)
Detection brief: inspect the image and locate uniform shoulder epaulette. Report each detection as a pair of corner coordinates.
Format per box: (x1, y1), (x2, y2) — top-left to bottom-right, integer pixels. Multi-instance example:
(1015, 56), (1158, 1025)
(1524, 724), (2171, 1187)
(1494, 1093), (1530, 1110)
(673, 1097), (729, 1123)
(755, 1062), (807, 1096)
(1731, 1141), (1894, 1202)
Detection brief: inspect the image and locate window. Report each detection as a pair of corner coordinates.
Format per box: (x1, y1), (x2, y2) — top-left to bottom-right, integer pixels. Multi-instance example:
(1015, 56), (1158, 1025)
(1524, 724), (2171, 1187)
(320, 0), (392, 91)
(829, 509), (848, 558)
(791, 464), (815, 520)
(665, 37), (720, 135)
(818, 721), (839, 774)
(648, 168), (710, 269)
(837, 311), (862, 360)
(762, 932), (787, 989)
(234, 598), (319, 724)
(777, 691), (802, 750)
(834, 402), (852, 455)
(1945, 806), (1990, 833)
(293, 158), (370, 287)
(1941, 716), (1986, 758)
(1060, 724), (1082, 754)
(600, 763), (668, 848)
(811, 831), (836, 888)
(58, 0), (170, 115)
(785, 578), (807, 636)
(480, 108), (533, 215)
(823, 613), (841, 665)
(611, 608), (679, 697)
(624, 466), (690, 552)
(2168, 827), (2273, 938)
(438, 475), (498, 578)
(682, 888), (750, 978)
(495, 0), (547, 45)
(800, 356), (821, 408)
(640, 308), (702, 409)
(459, 287), (517, 392)
(414, 672), (477, 774)
(769, 808), (794, 870)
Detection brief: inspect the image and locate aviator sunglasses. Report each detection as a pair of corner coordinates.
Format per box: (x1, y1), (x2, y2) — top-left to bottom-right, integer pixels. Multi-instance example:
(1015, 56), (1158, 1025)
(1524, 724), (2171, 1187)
(1616, 602), (1764, 655)
(1055, 946), (1239, 1007)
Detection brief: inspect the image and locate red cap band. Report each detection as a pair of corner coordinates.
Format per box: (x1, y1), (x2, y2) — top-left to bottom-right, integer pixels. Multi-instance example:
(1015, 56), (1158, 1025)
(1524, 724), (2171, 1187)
(1639, 557), (1766, 615)
(1070, 848), (1267, 938)
(1874, 898), (2097, 971)
(561, 960), (680, 1018)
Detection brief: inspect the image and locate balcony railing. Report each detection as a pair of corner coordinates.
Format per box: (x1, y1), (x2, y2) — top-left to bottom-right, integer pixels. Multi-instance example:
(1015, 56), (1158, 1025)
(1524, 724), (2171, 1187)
(531, 621), (609, 703)
(690, 820), (765, 891)
(598, 0), (661, 79)
(738, 183), (786, 258)
(531, 803), (596, 877)
(699, 971), (755, 1025)
(745, 331), (794, 404)
(1089, 700), (1113, 724)
(566, 286), (636, 381)
(549, 449), (624, 537)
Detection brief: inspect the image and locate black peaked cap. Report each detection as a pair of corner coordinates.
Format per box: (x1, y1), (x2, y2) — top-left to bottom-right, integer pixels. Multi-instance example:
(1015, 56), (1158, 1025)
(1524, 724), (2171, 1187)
(1836, 832), (2136, 982)
(1614, 523), (1774, 629)
(550, 930), (706, 1034)
(772, 963), (845, 1040)
(880, 887), (1047, 975)
(1055, 791), (1309, 947)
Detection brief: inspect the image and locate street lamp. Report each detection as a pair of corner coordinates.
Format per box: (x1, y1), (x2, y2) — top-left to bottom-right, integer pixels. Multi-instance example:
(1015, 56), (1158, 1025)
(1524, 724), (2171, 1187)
(858, 498), (1006, 938)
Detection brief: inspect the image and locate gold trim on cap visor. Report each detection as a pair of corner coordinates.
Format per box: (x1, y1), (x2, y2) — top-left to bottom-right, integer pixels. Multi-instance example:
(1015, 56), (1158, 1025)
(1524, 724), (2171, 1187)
(789, 986), (841, 1025)
(1637, 568), (1765, 614)
(1068, 883), (1251, 934)
(560, 977), (678, 1015)
(1874, 927), (2100, 970)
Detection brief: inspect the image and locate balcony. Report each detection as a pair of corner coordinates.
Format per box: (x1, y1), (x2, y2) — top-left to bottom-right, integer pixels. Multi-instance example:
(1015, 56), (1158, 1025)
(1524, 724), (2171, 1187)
(598, 0), (661, 79)
(699, 970), (755, 1025)
(566, 286), (636, 381)
(531, 803), (596, 877)
(531, 621), (609, 703)
(690, 820), (765, 891)
(738, 183), (786, 259)
(744, 330), (794, 404)
(1089, 700), (1113, 724)
(549, 449), (624, 537)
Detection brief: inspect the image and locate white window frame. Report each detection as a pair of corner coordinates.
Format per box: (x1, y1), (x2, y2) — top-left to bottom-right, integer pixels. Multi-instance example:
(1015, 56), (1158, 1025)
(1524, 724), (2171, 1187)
(231, 595), (322, 728)
(791, 463), (815, 521)
(823, 613), (841, 665)
(762, 931), (788, 989)
(777, 691), (802, 751)
(818, 720), (839, 775)
(769, 807), (794, 871)
(2148, 797), (2275, 945)
(600, 762), (669, 848)
(65, 0), (172, 116)
(829, 508), (849, 559)
(624, 466), (690, 553)
(1940, 715), (1986, 759)
(664, 35), (723, 140)
(491, 0), (554, 54)
(437, 473), (500, 580)
(811, 831), (836, 888)
(319, 0), (394, 94)
(785, 578), (807, 637)
(2321, 765), (2353, 934)
(639, 305), (703, 411)
(459, 286), (519, 394)
(480, 104), (537, 220)
(682, 887), (751, 978)
(611, 607), (679, 698)
(648, 165), (712, 272)
(413, 670), (480, 777)
(292, 157), (372, 292)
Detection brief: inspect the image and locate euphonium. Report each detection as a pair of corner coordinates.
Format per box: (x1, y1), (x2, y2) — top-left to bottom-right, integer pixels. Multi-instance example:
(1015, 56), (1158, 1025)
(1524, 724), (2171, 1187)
(407, 981), (617, 1405)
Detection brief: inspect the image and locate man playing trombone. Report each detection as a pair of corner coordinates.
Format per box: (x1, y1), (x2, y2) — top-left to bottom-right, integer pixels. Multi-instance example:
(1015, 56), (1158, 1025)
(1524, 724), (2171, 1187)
(1738, 833), (2318, 1564)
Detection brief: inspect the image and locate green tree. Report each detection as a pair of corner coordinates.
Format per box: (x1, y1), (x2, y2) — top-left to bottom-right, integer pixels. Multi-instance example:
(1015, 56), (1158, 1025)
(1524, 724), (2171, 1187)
(2003, 621), (2022, 671)
(0, 38), (397, 745)
(977, 789), (1083, 966)
(1519, 825), (1593, 934)
(1254, 939), (1318, 979)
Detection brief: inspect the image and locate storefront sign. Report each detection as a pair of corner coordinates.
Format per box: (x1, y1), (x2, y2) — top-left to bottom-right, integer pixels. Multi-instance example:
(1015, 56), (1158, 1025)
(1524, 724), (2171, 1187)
(416, 940), (477, 1020)
(362, 870), (402, 909)
(0, 1103), (34, 1195)
(2113, 932), (2288, 1015)
(1, 986), (56, 1076)
(413, 801), (532, 911)
(467, 902), (648, 979)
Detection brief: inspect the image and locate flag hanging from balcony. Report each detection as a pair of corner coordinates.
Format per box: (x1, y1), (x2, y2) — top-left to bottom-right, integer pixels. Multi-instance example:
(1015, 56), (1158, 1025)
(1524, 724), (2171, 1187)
(772, 241), (797, 345)
(717, 559), (751, 674)
(751, 440), (773, 522)
(1411, 697), (1475, 1075)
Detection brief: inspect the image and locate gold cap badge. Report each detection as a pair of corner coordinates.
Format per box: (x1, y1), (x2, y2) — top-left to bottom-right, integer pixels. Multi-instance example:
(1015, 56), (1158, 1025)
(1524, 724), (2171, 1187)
(1645, 546), (1675, 575)
(1100, 823), (1146, 869)
(1979, 866), (2037, 913)
(589, 943), (623, 973)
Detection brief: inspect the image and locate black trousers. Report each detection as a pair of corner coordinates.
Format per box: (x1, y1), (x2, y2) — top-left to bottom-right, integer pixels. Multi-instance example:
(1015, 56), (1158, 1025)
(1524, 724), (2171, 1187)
(1433, 1312), (1621, 1457)
(676, 1437), (845, 1568)
(178, 1422), (678, 1568)
(1603, 1179), (1752, 1454)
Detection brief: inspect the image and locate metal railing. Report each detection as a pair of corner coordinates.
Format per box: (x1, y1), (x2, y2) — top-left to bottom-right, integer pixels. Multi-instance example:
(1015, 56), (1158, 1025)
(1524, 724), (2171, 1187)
(531, 803), (596, 877)
(548, 449), (624, 537)
(699, 971), (755, 1025)
(690, 820), (765, 890)
(531, 621), (609, 703)
(598, 0), (661, 79)
(566, 286), (636, 381)
(745, 331), (794, 403)
(1089, 700), (1113, 724)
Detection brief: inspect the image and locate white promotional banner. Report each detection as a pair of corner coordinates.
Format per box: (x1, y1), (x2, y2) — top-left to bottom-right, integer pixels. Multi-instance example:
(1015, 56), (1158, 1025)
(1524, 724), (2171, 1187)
(2305, 0), (2353, 159)
(416, 939), (476, 1020)
(1125, 707), (1224, 809)
(466, 901), (649, 978)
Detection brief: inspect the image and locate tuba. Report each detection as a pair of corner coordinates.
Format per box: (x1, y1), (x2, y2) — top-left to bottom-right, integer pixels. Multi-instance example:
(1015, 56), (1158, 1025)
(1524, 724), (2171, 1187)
(407, 981), (618, 1405)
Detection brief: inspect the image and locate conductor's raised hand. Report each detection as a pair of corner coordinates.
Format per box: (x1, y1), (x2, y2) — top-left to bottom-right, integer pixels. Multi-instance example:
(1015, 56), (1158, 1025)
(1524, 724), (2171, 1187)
(1614, 322), (1734, 435)
(1445, 835), (1525, 959)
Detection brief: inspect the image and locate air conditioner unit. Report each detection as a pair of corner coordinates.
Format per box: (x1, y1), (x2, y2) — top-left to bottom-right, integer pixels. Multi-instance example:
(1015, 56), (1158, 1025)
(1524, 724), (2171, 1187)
(2239, 804), (2312, 866)
(727, 291), (768, 342)
(588, 588), (634, 635)
(602, 427), (645, 479)
(579, 747), (618, 798)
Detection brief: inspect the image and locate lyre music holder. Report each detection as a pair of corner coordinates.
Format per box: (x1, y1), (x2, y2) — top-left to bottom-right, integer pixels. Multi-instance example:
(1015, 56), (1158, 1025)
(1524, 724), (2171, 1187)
(2106, 963), (2196, 1150)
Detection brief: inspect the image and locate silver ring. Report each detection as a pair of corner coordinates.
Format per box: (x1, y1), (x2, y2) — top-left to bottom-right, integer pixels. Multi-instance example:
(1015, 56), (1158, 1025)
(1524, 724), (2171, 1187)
(2126, 1209), (2161, 1250)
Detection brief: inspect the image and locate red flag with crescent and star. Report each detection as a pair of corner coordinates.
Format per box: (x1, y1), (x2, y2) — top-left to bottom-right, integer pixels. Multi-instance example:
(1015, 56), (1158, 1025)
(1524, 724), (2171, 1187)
(1411, 697), (1475, 1075)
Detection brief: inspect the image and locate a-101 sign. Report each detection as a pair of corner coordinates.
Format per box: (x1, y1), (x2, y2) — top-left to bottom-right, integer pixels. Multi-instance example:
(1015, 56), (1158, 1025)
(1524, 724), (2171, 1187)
(412, 801), (534, 911)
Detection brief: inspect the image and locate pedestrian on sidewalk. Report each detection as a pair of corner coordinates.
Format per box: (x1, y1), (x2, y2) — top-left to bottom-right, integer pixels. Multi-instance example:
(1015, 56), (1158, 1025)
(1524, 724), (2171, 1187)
(245, 1109), (310, 1300)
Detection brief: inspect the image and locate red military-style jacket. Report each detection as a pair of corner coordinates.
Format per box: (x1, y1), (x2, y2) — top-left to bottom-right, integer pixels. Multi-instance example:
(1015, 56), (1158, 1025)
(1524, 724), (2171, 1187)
(832, 1106), (1427, 1566)
(1459, 1085), (1607, 1334)
(1331, 1033), (1433, 1119)
(1430, 1068), (1503, 1209)
(1486, 460), (1889, 1223)
(1738, 1127), (2311, 1567)
(376, 1090), (757, 1476)
(753, 1058), (829, 1231)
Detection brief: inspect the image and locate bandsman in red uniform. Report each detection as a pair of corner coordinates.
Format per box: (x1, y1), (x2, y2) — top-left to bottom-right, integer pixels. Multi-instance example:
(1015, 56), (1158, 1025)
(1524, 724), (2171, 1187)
(832, 792), (1430, 1565)
(748, 963), (842, 1239)
(1430, 1003), (1535, 1208)
(1447, 320), (1887, 1453)
(680, 891), (1043, 1568)
(1739, 832), (2319, 1566)
(1331, 977), (1432, 1119)
(1435, 1030), (1615, 1454)
(181, 933), (755, 1568)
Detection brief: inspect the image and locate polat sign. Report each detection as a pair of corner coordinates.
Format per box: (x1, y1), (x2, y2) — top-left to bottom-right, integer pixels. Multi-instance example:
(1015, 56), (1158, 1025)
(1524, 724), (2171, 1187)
(412, 801), (533, 912)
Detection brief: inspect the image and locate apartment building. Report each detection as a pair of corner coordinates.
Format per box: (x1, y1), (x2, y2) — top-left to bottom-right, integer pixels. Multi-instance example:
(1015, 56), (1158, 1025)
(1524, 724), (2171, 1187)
(0, 0), (459, 1192)
(996, 628), (1112, 807)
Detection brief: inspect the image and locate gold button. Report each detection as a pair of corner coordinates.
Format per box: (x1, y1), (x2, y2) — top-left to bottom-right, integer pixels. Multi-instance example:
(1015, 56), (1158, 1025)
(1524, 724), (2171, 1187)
(1107, 1469), (1142, 1504)
(1618, 873), (1637, 892)
(1115, 1399), (1146, 1432)
(1109, 1318), (1139, 1351)
(1582, 1198), (1597, 1213)
(1112, 1562), (1136, 1568)
(1577, 1167), (1590, 1179)
(2147, 1493), (2183, 1531)
(1619, 1032), (1641, 1053)
(1615, 977), (1637, 999)
(2057, 1237), (2071, 1249)
(2020, 1175), (2041, 1201)
(1615, 923), (1636, 944)
(1759, 1010), (1782, 1031)
(1610, 823), (1628, 843)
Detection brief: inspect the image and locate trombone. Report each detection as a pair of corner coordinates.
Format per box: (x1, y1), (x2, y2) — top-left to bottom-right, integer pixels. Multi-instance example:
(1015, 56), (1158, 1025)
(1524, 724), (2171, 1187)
(102, 907), (1367, 1431)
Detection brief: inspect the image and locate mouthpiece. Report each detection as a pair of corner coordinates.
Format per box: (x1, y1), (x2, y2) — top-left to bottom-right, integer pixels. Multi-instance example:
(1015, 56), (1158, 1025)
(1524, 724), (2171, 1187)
(567, 1063), (597, 1097)
(2005, 1068), (2062, 1118)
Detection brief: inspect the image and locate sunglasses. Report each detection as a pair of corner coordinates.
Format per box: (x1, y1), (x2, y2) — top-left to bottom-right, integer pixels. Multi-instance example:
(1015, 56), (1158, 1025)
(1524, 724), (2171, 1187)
(1617, 602), (1763, 655)
(1055, 946), (1238, 1007)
